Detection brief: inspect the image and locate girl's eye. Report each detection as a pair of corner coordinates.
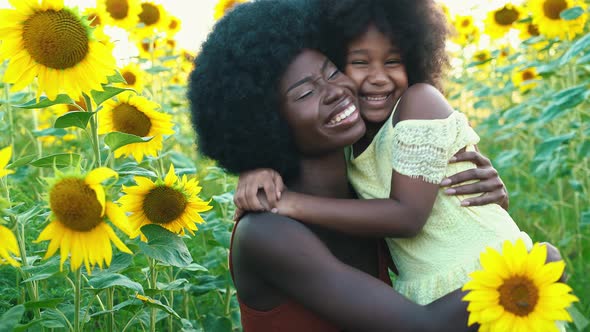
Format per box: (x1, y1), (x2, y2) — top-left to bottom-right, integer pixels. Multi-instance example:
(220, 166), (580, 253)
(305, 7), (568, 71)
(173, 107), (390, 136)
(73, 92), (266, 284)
(296, 90), (313, 101)
(328, 69), (340, 80)
(386, 59), (401, 65)
(350, 60), (368, 65)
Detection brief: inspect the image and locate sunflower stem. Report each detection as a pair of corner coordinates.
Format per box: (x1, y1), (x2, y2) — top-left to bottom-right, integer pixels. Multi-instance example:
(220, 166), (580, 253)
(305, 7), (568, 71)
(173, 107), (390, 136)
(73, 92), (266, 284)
(149, 257), (158, 332)
(3, 83), (15, 148)
(73, 268), (82, 332)
(107, 287), (115, 332)
(167, 266), (174, 332)
(84, 93), (101, 168)
(13, 214), (41, 320)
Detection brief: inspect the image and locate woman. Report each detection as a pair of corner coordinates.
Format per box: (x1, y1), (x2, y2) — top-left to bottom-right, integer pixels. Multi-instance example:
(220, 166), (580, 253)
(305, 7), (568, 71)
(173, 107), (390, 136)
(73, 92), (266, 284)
(188, 0), (559, 331)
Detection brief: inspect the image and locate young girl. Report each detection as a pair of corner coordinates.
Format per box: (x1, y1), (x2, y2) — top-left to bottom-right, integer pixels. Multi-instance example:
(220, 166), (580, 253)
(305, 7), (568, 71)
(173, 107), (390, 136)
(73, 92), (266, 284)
(234, 0), (532, 306)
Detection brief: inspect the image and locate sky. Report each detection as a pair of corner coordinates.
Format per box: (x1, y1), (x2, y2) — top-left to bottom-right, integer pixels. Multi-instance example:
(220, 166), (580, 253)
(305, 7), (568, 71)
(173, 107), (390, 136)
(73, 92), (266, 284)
(0, 0), (521, 56)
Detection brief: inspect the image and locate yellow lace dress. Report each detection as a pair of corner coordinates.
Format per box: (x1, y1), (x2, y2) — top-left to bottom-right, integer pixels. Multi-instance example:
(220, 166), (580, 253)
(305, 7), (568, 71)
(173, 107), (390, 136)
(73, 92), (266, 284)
(346, 105), (533, 305)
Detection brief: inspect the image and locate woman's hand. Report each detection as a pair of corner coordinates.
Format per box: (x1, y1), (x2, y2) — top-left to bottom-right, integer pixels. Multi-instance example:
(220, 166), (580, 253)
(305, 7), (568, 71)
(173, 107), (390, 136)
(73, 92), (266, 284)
(440, 150), (509, 210)
(233, 168), (285, 220)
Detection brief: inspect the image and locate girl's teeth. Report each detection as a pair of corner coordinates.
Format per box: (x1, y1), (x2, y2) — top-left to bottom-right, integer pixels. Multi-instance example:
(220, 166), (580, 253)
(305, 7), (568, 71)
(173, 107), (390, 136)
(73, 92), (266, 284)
(365, 95), (389, 101)
(329, 105), (356, 125)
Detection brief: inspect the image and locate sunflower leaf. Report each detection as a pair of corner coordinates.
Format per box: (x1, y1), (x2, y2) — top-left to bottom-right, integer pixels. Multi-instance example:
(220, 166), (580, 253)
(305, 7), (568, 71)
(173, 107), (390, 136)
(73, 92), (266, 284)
(139, 224), (193, 267)
(30, 153), (81, 168)
(54, 111), (95, 129)
(90, 86), (133, 107)
(12, 95), (74, 109)
(107, 70), (127, 84)
(560, 6), (584, 21)
(559, 32), (590, 65)
(0, 305), (24, 332)
(87, 273), (144, 294)
(104, 132), (153, 152)
(23, 298), (65, 310)
(145, 66), (171, 74)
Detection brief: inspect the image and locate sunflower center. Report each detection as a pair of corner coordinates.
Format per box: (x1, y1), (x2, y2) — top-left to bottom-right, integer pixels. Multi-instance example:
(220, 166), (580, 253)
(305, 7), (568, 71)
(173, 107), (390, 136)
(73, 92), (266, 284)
(169, 19), (178, 30)
(106, 0), (129, 20)
(498, 276), (539, 316)
(88, 13), (101, 27)
(522, 70), (535, 81)
(22, 10), (89, 70)
(528, 24), (540, 36)
(143, 186), (187, 224)
(461, 19), (471, 27)
(139, 3), (160, 26)
(543, 0), (567, 20)
(475, 52), (488, 61)
(112, 103), (152, 137)
(122, 71), (137, 85)
(494, 6), (519, 26)
(50, 178), (103, 232)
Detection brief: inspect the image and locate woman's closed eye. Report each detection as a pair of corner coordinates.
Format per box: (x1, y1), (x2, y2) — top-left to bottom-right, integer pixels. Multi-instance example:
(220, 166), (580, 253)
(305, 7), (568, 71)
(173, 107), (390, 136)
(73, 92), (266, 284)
(296, 90), (313, 101)
(328, 69), (340, 80)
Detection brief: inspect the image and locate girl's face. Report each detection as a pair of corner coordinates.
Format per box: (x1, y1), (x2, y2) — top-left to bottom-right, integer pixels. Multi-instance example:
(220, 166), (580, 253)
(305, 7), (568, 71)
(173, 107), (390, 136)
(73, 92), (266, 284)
(279, 49), (366, 156)
(345, 24), (409, 127)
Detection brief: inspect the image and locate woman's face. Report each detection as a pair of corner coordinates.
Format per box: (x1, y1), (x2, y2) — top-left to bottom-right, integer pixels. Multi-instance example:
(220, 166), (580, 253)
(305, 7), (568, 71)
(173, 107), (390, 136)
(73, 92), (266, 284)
(279, 49), (366, 156)
(345, 24), (409, 127)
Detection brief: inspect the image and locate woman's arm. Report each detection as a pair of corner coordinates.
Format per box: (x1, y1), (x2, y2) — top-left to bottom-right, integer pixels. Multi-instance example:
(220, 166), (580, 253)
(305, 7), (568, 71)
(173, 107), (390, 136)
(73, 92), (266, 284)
(235, 213), (476, 332)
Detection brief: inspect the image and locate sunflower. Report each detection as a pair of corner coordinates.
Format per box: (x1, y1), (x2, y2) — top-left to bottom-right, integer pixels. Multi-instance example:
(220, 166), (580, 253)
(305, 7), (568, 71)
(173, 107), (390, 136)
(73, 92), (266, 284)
(485, 4), (522, 39)
(472, 50), (493, 65)
(115, 63), (145, 93)
(98, 91), (174, 162)
(136, 2), (169, 37)
(0, 225), (20, 267)
(214, 0), (249, 20)
(119, 164), (212, 239)
(165, 15), (181, 37)
(0, 146), (15, 179)
(528, 0), (587, 40)
(35, 168), (132, 272)
(463, 239), (578, 331)
(512, 67), (541, 92)
(134, 37), (165, 59)
(97, 0), (142, 30)
(452, 15), (481, 46)
(0, 0), (117, 101)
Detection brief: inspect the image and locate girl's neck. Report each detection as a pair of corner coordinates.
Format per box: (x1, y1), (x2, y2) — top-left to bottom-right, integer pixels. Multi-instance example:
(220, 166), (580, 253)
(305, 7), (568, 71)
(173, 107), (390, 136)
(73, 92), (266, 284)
(288, 150), (353, 199)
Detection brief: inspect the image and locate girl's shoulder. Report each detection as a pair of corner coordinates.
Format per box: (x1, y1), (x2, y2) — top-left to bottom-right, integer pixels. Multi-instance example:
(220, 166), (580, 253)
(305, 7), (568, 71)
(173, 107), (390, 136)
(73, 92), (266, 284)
(393, 83), (454, 126)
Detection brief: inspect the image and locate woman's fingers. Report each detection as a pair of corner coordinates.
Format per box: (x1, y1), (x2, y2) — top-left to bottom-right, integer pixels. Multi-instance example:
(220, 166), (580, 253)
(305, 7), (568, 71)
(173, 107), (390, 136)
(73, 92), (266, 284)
(441, 168), (499, 187)
(451, 151), (492, 166)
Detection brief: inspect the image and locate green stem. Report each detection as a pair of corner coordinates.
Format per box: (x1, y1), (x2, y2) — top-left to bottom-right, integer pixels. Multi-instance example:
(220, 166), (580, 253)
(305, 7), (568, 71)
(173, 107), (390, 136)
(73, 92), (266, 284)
(107, 288), (114, 332)
(84, 94), (101, 168)
(167, 266), (174, 332)
(224, 283), (232, 317)
(73, 268), (82, 332)
(149, 258), (157, 332)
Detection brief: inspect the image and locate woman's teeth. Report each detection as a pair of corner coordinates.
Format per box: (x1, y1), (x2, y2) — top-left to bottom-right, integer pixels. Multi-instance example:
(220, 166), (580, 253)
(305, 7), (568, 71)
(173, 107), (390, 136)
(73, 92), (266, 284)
(363, 94), (390, 101)
(329, 104), (357, 125)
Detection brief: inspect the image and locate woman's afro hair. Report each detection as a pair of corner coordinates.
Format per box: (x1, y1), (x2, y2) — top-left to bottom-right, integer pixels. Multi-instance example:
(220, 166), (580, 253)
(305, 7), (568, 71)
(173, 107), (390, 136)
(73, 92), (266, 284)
(319, 0), (451, 91)
(188, 0), (322, 180)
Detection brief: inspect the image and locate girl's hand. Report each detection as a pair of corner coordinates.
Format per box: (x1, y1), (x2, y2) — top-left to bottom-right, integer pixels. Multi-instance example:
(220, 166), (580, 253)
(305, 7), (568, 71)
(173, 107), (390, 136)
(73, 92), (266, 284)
(233, 168), (285, 220)
(440, 150), (509, 210)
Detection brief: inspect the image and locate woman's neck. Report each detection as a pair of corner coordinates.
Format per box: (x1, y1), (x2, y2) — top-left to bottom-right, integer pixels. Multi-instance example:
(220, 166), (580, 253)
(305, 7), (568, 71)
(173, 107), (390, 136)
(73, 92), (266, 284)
(287, 150), (353, 199)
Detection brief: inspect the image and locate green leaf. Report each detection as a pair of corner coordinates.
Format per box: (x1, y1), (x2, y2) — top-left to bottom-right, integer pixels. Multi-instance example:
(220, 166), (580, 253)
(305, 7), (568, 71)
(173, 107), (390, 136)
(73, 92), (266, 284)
(145, 66), (171, 74)
(134, 295), (181, 319)
(30, 153), (81, 168)
(202, 315), (232, 332)
(54, 111), (95, 129)
(23, 298), (64, 310)
(39, 309), (68, 328)
(116, 165), (157, 178)
(581, 211), (590, 227)
(575, 52), (590, 64)
(100, 253), (134, 274)
(560, 6), (584, 20)
(90, 86), (132, 106)
(88, 273), (144, 294)
(559, 32), (590, 65)
(567, 305), (590, 331)
(104, 132), (152, 152)
(7, 154), (37, 169)
(0, 305), (24, 332)
(533, 133), (576, 161)
(158, 55), (180, 62)
(107, 70), (127, 84)
(181, 263), (208, 272)
(32, 128), (67, 137)
(157, 278), (188, 291)
(139, 224), (193, 267)
(577, 140), (590, 157)
(12, 94), (74, 109)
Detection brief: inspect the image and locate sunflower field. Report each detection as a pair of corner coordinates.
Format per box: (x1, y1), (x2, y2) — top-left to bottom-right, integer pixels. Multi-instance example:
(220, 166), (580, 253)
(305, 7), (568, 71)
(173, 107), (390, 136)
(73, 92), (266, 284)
(0, 0), (588, 331)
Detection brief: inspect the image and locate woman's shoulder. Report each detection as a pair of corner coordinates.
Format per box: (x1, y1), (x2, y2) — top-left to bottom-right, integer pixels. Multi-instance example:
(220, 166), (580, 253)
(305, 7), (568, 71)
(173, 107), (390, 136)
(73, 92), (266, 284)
(395, 83), (454, 123)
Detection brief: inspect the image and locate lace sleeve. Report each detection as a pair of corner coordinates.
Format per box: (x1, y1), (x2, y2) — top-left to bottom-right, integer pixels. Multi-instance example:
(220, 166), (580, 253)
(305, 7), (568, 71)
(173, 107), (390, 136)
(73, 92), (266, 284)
(390, 112), (480, 183)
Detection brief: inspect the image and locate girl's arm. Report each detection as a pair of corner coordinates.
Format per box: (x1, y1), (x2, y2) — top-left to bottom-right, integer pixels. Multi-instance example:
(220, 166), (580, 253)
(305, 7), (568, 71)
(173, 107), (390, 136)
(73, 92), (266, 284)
(276, 83), (453, 238)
